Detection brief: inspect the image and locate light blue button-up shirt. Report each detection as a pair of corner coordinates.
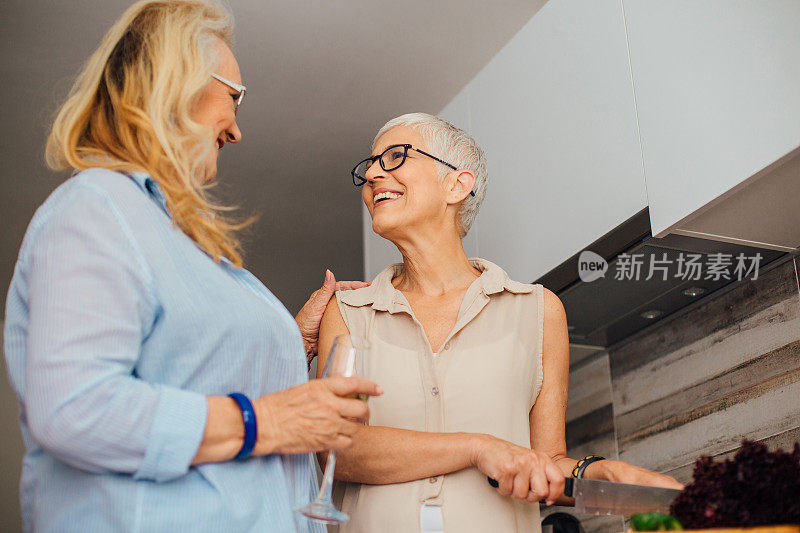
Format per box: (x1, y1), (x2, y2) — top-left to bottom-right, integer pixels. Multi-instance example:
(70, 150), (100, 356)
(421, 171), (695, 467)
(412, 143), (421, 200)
(4, 168), (324, 532)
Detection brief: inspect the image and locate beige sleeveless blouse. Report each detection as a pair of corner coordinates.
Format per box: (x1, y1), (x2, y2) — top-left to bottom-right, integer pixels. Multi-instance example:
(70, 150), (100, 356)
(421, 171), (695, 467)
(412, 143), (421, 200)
(332, 258), (545, 533)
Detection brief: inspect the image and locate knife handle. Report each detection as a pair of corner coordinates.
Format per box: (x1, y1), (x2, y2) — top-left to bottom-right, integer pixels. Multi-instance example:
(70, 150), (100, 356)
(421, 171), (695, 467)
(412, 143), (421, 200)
(563, 477), (574, 497)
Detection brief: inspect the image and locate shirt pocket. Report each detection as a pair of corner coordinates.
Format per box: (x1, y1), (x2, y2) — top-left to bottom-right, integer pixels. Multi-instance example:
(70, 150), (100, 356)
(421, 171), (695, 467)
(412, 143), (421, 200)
(441, 333), (533, 441)
(364, 334), (427, 431)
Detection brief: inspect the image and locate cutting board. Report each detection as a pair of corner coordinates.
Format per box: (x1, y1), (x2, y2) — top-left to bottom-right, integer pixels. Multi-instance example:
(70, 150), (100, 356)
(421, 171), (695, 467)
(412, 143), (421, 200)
(628, 527), (800, 533)
(683, 526), (800, 533)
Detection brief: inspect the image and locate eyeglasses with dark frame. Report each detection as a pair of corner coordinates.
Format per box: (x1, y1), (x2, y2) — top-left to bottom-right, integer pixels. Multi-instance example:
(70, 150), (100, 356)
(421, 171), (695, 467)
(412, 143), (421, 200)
(211, 73), (246, 116)
(351, 144), (476, 197)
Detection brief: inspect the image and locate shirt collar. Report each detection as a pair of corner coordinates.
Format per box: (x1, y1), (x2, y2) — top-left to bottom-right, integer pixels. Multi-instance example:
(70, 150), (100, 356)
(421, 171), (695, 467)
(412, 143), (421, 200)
(123, 171), (241, 268)
(338, 258), (535, 313)
(125, 171), (170, 217)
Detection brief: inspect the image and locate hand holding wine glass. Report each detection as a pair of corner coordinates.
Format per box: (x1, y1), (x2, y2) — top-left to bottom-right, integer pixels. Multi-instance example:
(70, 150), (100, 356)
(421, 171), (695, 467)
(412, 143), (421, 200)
(254, 375), (380, 456)
(296, 334), (373, 524)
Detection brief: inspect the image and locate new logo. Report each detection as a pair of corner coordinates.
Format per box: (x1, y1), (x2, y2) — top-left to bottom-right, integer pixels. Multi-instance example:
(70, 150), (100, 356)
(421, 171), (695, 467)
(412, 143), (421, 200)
(578, 251), (608, 283)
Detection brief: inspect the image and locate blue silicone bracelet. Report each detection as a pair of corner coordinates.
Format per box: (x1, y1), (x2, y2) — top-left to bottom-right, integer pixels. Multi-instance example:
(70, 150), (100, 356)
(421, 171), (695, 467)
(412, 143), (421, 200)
(227, 393), (257, 460)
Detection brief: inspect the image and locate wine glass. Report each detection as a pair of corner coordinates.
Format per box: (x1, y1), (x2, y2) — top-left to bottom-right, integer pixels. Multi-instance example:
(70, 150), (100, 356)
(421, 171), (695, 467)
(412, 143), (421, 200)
(296, 334), (370, 524)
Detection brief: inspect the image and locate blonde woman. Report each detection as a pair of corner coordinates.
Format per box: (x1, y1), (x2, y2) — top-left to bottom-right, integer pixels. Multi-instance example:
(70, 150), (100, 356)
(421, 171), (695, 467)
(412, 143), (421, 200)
(318, 114), (682, 532)
(2, 1), (380, 531)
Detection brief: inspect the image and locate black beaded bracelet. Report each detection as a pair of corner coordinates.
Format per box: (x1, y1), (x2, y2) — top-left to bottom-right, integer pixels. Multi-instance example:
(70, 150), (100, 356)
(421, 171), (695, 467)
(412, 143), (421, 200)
(572, 455), (605, 478)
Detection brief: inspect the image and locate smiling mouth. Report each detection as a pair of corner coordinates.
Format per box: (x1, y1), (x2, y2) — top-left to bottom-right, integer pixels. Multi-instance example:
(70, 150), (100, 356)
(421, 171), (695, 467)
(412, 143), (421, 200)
(373, 191), (403, 206)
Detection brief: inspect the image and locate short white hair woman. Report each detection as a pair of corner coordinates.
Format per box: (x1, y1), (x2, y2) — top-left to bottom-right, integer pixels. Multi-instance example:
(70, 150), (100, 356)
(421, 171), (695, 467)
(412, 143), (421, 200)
(318, 113), (682, 532)
(3, 1), (380, 531)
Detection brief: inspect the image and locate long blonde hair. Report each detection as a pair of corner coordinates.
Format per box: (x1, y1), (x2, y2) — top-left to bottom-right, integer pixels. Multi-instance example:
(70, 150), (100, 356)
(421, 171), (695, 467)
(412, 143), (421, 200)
(46, 0), (250, 266)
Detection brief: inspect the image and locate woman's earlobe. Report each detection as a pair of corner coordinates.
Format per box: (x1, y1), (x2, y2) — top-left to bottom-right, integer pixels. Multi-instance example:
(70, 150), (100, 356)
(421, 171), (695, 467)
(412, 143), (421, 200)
(452, 169), (477, 200)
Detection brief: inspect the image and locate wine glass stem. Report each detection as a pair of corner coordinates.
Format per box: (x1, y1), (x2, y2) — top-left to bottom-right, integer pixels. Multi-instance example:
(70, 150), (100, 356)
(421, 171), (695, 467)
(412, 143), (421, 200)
(318, 450), (337, 503)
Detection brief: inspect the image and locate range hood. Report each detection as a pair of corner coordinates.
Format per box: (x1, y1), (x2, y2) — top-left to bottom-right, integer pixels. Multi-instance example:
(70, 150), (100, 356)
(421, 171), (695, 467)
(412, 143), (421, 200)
(536, 144), (800, 348)
(535, 208), (788, 347)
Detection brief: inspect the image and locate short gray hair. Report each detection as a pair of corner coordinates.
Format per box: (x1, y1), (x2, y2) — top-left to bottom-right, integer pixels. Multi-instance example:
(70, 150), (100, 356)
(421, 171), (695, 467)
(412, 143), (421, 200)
(373, 113), (487, 238)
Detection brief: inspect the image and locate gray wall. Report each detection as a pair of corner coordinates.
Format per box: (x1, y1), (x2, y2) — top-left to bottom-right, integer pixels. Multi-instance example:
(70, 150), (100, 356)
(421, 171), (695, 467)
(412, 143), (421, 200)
(0, 0), (367, 317)
(556, 255), (800, 532)
(0, 322), (24, 532)
(0, 0), (548, 316)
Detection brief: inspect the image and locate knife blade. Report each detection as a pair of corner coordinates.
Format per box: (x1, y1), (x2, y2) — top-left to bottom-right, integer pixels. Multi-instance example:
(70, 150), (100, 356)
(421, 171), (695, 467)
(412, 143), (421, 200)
(564, 477), (681, 516)
(486, 476), (681, 516)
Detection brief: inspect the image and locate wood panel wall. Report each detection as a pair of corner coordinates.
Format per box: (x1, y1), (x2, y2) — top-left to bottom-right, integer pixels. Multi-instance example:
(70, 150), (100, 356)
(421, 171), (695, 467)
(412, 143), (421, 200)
(609, 256), (800, 483)
(553, 256), (800, 533)
(543, 346), (624, 533)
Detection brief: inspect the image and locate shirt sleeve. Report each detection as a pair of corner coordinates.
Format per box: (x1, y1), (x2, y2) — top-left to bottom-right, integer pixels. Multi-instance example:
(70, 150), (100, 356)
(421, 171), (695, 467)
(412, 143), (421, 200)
(24, 183), (208, 483)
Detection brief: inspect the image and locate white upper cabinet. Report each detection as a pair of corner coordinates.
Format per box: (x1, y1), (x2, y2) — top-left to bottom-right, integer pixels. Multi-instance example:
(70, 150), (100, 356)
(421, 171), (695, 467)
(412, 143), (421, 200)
(365, 0), (800, 282)
(624, 1), (800, 238)
(464, 0), (647, 282)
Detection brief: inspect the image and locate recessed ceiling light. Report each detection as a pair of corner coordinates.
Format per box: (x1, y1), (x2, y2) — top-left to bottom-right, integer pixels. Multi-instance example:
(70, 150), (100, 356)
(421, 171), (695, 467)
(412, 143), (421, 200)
(641, 309), (663, 320)
(682, 286), (706, 297)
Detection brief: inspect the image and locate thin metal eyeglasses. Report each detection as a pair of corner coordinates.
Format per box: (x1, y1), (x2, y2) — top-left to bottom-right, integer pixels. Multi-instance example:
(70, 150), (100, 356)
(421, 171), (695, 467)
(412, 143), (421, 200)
(351, 144), (476, 196)
(211, 73), (246, 116)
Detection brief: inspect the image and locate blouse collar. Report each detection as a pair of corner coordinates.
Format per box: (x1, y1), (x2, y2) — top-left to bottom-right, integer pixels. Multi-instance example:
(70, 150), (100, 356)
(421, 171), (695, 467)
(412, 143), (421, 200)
(125, 171), (170, 217)
(338, 258), (534, 314)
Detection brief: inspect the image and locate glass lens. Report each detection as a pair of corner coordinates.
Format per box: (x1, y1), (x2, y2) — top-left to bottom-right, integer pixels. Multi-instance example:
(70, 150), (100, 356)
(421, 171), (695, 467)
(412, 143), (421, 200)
(380, 146), (407, 171)
(235, 90), (245, 114)
(353, 159), (373, 185)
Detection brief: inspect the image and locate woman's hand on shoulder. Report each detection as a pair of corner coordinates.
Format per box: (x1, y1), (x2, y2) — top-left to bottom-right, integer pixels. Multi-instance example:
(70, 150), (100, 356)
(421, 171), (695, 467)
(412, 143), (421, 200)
(253, 377), (382, 456)
(470, 434), (565, 505)
(587, 459), (684, 490)
(295, 269), (369, 363)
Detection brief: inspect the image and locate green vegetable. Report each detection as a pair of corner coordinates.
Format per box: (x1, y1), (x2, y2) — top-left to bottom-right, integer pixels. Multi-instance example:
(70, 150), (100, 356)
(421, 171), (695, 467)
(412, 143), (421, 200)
(630, 512), (683, 531)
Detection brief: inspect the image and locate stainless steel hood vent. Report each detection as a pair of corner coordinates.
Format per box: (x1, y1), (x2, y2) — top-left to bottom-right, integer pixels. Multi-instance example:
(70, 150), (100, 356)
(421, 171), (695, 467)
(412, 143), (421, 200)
(535, 208), (787, 347)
